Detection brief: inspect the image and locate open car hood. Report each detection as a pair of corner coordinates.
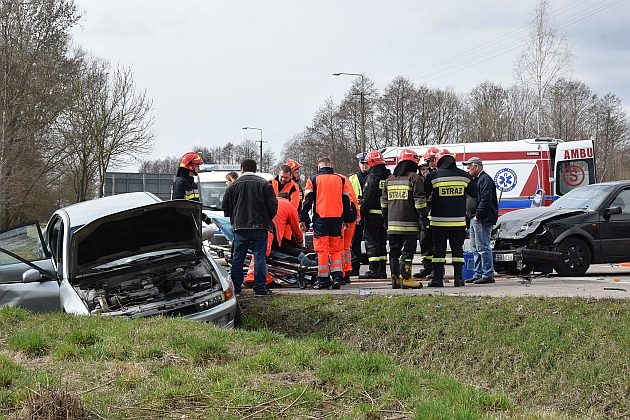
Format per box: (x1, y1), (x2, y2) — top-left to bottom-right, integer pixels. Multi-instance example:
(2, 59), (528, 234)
(70, 201), (203, 278)
(495, 207), (588, 239)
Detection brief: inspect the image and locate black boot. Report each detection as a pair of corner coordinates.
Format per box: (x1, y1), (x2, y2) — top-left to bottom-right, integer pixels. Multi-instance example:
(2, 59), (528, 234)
(376, 260), (388, 279)
(453, 264), (465, 287)
(427, 265), (444, 287)
(358, 261), (380, 279)
(413, 259), (433, 278)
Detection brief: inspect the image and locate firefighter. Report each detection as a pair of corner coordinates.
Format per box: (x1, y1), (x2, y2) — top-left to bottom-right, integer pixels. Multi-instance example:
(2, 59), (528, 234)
(381, 149), (428, 289)
(172, 151), (211, 225)
(358, 150), (391, 279)
(271, 164), (301, 209)
(414, 146), (440, 279)
(348, 153), (370, 275)
(299, 158), (353, 289)
(424, 149), (477, 287)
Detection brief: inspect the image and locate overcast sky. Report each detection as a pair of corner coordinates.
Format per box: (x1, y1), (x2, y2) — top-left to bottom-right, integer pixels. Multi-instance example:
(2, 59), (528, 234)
(70, 0), (629, 169)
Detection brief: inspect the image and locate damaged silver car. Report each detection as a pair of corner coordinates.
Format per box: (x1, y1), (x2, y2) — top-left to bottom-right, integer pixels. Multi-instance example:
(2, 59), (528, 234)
(0, 192), (238, 327)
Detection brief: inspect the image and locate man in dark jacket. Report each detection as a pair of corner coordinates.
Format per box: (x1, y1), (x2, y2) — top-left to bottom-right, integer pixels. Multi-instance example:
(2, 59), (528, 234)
(222, 159), (278, 295)
(348, 153), (370, 275)
(463, 157), (499, 284)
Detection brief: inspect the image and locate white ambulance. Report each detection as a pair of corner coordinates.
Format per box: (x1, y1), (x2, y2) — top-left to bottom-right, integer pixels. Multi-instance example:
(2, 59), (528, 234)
(382, 138), (596, 214)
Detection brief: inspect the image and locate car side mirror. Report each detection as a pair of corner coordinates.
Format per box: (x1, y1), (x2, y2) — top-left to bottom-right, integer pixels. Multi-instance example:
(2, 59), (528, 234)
(22, 268), (43, 283)
(604, 206), (622, 218)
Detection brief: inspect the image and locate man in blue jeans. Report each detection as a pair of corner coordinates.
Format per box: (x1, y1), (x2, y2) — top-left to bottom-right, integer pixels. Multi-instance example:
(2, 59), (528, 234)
(463, 157), (499, 284)
(222, 159), (278, 295)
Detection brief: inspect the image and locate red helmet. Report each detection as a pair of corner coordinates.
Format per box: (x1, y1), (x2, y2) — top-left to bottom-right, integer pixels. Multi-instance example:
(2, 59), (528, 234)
(285, 159), (302, 171)
(179, 151), (204, 172)
(397, 148), (420, 164)
(424, 147), (440, 160)
(365, 150), (385, 167)
(435, 149), (455, 165)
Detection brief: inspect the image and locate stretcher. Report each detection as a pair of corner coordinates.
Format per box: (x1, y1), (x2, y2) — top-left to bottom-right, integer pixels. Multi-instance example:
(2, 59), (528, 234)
(206, 216), (318, 288)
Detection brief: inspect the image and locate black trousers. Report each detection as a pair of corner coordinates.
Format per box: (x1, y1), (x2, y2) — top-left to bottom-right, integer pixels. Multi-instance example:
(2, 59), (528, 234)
(388, 234), (417, 277)
(364, 217), (387, 262)
(419, 226), (433, 262)
(351, 222), (364, 269)
(432, 227), (465, 266)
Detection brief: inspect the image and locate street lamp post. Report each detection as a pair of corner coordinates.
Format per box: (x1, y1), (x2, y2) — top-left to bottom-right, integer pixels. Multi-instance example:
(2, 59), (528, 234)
(242, 126), (264, 171)
(333, 72), (366, 153)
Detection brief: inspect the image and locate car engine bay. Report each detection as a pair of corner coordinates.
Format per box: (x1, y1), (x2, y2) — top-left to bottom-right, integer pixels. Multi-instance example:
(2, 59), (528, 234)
(76, 259), (224, 317)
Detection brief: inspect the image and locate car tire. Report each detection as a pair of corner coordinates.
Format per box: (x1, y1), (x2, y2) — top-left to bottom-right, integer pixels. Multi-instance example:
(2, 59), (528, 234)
(554, 237), (591, 276)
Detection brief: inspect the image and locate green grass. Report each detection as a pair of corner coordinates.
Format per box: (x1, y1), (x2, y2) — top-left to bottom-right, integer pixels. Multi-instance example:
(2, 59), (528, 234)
(0, 295), (627, 419)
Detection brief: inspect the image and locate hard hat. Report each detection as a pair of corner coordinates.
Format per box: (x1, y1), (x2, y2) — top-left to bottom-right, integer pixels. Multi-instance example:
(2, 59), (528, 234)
(365, 150), (385, 167)
(424, 147), (440, 160)
(419, 157), (429, 167)
(285, 159), (302, 171)
(397, 148), (420, 164)
(179, 151), (204, 172)
(435, 149), (455, 165)
(356, 152), (367, 163)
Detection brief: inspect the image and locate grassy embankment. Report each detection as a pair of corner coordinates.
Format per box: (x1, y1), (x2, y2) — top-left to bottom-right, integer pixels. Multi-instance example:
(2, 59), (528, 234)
(0, 294), (628, 419)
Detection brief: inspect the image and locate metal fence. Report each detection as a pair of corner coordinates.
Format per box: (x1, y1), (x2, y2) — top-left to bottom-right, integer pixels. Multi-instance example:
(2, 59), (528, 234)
(104, 172), (175, 201)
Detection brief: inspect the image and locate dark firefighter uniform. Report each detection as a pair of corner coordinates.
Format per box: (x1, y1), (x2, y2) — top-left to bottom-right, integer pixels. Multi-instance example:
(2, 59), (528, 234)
(424, 152), (477, 287)
(359, 163), (391, 279)
(172, 167), (211, 224)
(381, 153), (428, 289)
(299, 166), (352, 289)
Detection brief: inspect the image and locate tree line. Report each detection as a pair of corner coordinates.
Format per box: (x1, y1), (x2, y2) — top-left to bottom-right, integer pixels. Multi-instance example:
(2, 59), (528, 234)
(0, 0), (154, 229)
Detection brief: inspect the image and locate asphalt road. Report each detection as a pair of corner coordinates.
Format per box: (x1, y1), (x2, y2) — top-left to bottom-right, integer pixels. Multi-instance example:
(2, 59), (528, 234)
(272, 264), (630, 299)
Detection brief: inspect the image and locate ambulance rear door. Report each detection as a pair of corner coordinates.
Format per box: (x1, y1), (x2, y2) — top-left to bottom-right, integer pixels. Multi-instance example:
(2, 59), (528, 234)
(553, 140), (596, 197)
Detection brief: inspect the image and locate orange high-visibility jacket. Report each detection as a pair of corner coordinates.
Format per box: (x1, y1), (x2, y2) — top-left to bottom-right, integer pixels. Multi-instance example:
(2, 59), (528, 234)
(271, 177), (301, 209)
(273, 197), (303, 246)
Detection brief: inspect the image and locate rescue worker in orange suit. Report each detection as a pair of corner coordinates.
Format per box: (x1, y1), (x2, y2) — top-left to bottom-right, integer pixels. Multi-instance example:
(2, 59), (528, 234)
(381, 149), (427, 288)
(299, 157), (353, 290)
(348, 153), (370, 275)
(358, 150), (391, 279)
(338, 173), (360, 285)
(271, 165), (301, 209)
(285, 159), (304, 211)
(244, 192), (314, 288)
(414, 146), (440, 279)
(424, 149), (477, 287)
(172, 151), (211, 225)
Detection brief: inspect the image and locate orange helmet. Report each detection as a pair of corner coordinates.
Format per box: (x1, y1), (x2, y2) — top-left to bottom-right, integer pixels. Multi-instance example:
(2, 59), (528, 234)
(179, 151), (204, 172)
(435, 149), (455, 165)
(285, 159), (302, 171)
(397, 148), (420, 164)
(365, 150), (385, 167)
(424, 147), (440, 160)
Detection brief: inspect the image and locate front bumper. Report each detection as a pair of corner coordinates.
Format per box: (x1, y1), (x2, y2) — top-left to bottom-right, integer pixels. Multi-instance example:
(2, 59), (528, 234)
(493, 248), (561, 275)
(185, 296), (238, 328)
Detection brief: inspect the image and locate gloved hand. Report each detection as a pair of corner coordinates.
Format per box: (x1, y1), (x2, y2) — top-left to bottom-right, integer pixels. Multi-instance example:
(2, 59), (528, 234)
(383, 220), (388, 231)
(419, 218), (428, 231)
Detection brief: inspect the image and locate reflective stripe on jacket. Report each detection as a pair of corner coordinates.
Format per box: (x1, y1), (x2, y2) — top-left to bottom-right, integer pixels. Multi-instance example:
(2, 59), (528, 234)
(424, 166), (476, 228)
(381, 172), (427, 234)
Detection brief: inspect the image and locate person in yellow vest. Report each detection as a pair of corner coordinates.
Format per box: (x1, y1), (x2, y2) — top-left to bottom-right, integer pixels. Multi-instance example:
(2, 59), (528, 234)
(348, 153), (370, 275)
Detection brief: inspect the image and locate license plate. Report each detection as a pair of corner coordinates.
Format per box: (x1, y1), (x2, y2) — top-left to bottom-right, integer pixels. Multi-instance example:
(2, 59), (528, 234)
(495, 253), (514, 262)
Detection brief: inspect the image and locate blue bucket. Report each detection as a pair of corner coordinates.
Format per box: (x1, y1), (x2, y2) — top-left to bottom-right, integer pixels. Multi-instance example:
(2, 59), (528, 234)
(462, 251), (475, 280)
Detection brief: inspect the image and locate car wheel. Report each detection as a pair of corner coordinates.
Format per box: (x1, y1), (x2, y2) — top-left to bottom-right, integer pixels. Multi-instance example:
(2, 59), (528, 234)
(555, 237), (591, 276)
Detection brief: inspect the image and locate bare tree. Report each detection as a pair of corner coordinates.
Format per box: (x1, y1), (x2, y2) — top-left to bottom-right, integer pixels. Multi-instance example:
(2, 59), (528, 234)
(464, 81), (510, 142)
(516, 0), (572, 136)
(591, 93), (630, 181)
(0, 0), (81, 227)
